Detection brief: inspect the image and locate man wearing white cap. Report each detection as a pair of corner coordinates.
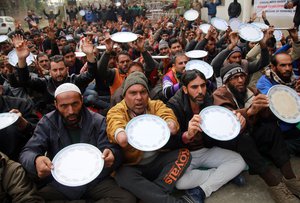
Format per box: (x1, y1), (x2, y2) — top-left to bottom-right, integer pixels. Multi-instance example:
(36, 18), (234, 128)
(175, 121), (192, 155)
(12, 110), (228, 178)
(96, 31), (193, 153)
(19, 83), (135, 202)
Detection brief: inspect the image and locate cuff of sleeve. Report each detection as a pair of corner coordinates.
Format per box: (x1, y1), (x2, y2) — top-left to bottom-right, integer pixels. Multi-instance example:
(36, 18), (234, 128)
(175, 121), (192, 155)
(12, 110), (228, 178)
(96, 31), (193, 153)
(114, 128), (125, 141)
(182, 131), (194, 144)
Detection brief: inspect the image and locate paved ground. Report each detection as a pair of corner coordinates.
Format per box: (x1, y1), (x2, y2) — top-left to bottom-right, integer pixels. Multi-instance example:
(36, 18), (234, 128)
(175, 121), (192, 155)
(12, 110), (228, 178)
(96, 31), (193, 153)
(206, 156), (300, 203)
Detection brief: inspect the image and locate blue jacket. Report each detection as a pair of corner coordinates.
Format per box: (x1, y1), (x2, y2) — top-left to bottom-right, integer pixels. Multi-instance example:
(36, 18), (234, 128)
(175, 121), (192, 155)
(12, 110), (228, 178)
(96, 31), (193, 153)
(256, 75), (296, 131)
(204, 0), (221, 15)
(20, 107), (122, 200)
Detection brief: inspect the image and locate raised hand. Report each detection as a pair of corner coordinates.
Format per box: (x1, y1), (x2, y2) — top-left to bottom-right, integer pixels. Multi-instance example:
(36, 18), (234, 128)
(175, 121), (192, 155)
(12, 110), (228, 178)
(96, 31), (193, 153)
(12, 34), (30, 68)
(104, 37), (114, 53)
(228, 31), (239, 49)
(260, 27), (274, 48)
(81, 37), (94, 55)
(136, 35), (145, 52)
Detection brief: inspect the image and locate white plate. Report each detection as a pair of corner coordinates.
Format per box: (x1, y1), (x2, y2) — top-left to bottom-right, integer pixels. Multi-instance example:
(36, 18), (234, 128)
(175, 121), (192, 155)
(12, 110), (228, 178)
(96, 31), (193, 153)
(184, 9), (199, 21)
(110, 32), (138, 43)
(238, 24), (264, 42)
(251, 22), (269, 30)
(274, 27), (292, 30)
(96, 45), (118, 50)
(125, 114), (170, 151)
(211, 17), (228, 31)
(75, 52), (86, 57)
(229, 18), (242, 31)
(199, 24), (211, 34)
(0, 35), (8, 43)
(267, 85), (300, 123)
(151, 55), (169, 59)
(8, 49), (35, 67)
(0, 113), (19, 130)
(274, 30), (283, 42)
(185, 50), (208, 59)
(185, 60), (214, 79)
(79, 10), (85, 16)
(51, 143), (104, 187)
(200, 106), (240, 141)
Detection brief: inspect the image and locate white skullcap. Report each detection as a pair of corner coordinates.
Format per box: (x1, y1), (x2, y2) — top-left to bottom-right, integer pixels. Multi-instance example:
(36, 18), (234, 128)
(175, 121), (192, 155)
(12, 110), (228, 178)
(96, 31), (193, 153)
(54, 83), (81, 98)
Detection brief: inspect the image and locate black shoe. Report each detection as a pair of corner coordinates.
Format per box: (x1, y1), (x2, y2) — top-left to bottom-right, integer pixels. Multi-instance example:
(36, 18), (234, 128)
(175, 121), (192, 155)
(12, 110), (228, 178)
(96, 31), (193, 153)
(182, 186), (205, 203)
(231, 173), (246, 187)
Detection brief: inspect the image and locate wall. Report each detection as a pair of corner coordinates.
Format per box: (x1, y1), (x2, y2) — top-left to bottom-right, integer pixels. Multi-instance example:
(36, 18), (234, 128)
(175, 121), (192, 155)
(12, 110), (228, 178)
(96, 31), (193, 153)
(199, 0), (294, 28)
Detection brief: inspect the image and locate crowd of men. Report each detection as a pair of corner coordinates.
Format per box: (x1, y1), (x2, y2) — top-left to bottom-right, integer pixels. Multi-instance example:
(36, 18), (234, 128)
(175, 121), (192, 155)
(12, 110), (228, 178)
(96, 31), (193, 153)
(1, 0), (300, 202)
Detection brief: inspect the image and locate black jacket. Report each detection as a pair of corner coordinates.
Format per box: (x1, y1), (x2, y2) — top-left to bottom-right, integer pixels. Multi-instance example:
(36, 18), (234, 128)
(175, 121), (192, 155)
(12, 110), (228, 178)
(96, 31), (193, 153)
(15, 62), (96, 113)
(0, 95), (38, 160)
(167, 88), (213, 150)
(20, 107), (122, 200)
(228, 0), (241, 18)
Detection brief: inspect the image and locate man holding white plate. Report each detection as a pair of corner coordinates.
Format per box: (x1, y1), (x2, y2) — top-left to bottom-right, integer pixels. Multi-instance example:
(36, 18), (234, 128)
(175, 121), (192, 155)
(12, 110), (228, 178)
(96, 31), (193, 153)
(107, 72), (193, 203)
(20, 83), (135, 202)
(167, 69), (246, 203)
(257, 51), (300, 157)
(213, 63), (300, 203)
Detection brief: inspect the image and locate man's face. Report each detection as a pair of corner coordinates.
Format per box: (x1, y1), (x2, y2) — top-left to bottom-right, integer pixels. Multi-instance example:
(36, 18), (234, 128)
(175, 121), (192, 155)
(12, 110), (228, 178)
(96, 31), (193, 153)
(228, 52), (242, 64)
(38, 55), (50, 70)
(272, 54), (293, 82)
(124, 84), (148, 115)
(205, 40), (216, 53)
(159, 46), (169, 55)
(174, 55), (188, 73)
(127, 65), (144, 75)
(187, 32), (195, 41)
(183, 76), (207, 106)
(161, 34), (169, 41)
(33, 35), (41, 44)
(0, 43), (13, 55)
(57, 39), (67, 50)
(227, 73), (247, 93)
(170, 42), (182, 55)
(117, 54), (131, 73)
(64, 52), (76, 67)
(55, 91), (83, 126)
(50, 61), (68, 82)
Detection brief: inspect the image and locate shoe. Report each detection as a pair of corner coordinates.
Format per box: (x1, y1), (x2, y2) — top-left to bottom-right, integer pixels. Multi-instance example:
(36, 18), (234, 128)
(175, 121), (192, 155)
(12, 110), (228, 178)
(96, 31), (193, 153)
(283, 176), (300, 197)
(269, 182), (300, 203)
(182, 186), (205, 203)
(231, 173), (246, 187)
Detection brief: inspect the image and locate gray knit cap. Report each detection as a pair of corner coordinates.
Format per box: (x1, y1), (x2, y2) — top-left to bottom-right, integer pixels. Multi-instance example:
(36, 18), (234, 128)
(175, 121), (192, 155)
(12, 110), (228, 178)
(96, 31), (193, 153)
(122, 72), (149, 96)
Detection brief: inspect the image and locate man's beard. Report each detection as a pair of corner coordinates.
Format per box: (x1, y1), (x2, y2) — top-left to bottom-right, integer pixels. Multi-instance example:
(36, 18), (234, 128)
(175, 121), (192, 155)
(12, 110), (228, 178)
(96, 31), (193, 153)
(275, 69), (292, 83)
(228, 83), (247, 107)
(189, 93), (205, 106)
(62, 112), (81, 127)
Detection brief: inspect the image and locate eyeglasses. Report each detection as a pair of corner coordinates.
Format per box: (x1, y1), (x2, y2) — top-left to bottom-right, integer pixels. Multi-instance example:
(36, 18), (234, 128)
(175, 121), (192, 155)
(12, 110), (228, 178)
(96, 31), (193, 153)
(229, 74), (246, 81)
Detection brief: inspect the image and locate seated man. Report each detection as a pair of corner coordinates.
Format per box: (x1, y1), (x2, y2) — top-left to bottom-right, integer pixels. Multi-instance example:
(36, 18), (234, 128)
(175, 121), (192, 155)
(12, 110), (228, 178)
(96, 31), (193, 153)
(213, 63), (300, 203)
(0, 94), (38, 161)
(20, 83), (135, 202)
(106, 72), (192, 203)
(0, 151), (44, 203)
(162, 52), (188, 100)
(257, 52), (300, 155)
(167, 70), (246, 203)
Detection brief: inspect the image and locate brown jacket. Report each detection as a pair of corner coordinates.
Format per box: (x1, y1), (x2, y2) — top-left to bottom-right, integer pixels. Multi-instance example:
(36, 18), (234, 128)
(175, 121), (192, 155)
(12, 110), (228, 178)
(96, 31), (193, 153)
(106, 99), (179, 165)
(0, 152), (44, 203)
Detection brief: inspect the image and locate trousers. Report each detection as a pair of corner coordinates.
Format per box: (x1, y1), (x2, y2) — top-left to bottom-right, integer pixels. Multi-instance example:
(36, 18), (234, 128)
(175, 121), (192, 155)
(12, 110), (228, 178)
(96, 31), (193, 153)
(176, 147), (246, 197)
(115, 149), (191, 203)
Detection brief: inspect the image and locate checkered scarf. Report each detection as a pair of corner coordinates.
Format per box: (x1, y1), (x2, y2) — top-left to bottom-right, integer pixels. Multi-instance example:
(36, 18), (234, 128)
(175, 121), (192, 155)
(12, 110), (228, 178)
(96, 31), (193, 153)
(265, 68), (296, 88)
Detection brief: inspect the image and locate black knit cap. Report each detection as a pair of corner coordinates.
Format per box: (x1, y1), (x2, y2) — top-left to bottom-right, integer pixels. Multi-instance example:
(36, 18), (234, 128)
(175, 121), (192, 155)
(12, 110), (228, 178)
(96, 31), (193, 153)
(220, 63), (246, 83)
